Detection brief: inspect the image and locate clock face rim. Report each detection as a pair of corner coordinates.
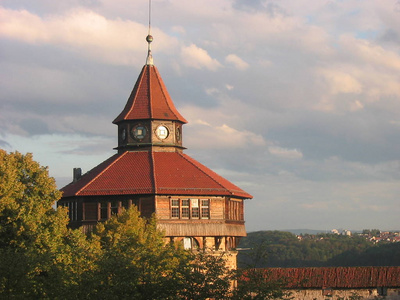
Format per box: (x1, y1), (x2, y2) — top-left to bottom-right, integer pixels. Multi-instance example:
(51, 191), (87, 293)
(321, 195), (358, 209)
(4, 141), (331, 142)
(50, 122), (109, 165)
(156, 125), (169, 140)
(131, 125), (147, 140)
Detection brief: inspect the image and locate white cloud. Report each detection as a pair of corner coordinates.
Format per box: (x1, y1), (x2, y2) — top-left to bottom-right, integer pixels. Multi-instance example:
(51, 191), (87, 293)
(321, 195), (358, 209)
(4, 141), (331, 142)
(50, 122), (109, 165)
(186, 122), (266, 150)
(340, 34), (400, 71)
(268, 146), (303, 160)
(0, 6), (178, 65)
(225, 54), (249, 70)
(318, 68), (362, 95)
(180, 44), (222, 71)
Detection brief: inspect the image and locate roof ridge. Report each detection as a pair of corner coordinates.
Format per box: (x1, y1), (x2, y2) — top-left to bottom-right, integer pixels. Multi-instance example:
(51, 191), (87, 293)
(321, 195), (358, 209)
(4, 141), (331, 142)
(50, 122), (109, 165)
(76, 152), (127, 195)
(150, 151), (157, 193)
(147, 65), (153, 118)
(179, 152), (230, 194)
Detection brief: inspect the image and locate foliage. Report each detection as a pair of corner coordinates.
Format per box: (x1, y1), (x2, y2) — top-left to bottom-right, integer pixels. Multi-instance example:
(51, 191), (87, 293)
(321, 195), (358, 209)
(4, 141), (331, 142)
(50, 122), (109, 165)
(238, 230), (400, 268)
(88, 207), (189, 300)
(232, 268), (292, 300)
(177, 251), (233, 300)
(0, 150), (98, 299)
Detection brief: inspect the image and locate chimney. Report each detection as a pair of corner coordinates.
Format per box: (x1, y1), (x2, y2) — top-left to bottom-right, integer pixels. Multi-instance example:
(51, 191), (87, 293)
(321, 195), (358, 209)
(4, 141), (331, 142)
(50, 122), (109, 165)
(73, 168), (82, 182)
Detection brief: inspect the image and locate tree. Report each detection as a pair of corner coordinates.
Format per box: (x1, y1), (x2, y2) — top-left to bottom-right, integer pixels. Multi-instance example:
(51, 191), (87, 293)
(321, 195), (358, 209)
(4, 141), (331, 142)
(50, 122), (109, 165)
(177, 251), (233, 300)
(0, 150), (98, 299)
(232, 268), (292, 300)
(89, 206), (189, 300)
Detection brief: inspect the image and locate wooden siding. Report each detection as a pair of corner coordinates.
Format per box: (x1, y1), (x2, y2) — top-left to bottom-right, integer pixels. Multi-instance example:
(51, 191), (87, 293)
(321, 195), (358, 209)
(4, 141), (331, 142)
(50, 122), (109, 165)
(83, 202), (97, 220)
(155, 196), (170, 219)
(158, 221), (246, 237)
(210, 197), (224, 219)
(139, 196), (155, 218)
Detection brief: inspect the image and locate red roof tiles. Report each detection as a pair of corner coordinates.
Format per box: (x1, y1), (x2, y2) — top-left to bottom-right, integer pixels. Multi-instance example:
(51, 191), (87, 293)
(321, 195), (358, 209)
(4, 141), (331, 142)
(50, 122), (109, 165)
(113, 65), (187, 124)
(262, 267), (400, 288)
(61, 151), (252, 199)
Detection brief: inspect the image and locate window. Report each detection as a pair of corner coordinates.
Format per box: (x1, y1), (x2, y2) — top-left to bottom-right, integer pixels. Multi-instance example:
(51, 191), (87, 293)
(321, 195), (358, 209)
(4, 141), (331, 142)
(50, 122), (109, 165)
(122, 199), (132, 210)
(170, 199), (210, 219)
(111, 201), (119, 215)
(61, 201), (78, 221)
(181, 199), (190, 218)
(377, 287), (387, 296)
(201, 199), (209, 219)
(171, 199), (179, 218)
(100, 202), (108, 220)
(191, 199), (199, 218)
(182, 237), (199, 250)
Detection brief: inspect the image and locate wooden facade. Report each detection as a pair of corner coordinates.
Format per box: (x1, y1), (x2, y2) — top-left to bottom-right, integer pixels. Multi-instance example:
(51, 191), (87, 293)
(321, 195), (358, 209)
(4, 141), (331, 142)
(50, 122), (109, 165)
(60, 195), (246, 251)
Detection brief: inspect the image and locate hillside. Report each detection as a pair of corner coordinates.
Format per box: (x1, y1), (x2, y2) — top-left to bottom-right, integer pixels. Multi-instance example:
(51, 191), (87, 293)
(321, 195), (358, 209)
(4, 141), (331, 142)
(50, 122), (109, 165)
(237, 231), (400, 268)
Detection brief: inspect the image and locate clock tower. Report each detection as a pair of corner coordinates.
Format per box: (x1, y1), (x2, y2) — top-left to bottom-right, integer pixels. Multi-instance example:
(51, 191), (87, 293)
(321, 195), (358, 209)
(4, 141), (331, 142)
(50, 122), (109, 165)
(59, 33), (252, 270)
(114, 35), (186, 153)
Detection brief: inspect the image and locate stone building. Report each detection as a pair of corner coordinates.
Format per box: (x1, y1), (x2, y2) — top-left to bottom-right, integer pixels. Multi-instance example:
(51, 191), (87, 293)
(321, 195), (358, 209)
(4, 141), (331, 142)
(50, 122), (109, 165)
(58, 34), (252, 269)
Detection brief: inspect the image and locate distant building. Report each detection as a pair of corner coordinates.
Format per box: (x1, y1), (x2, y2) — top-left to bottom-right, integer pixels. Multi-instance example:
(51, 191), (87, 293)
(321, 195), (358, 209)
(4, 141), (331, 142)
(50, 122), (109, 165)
(331, 229), (339, 235)
(342, 229), (352, 236)
(58, 33), (252, 269)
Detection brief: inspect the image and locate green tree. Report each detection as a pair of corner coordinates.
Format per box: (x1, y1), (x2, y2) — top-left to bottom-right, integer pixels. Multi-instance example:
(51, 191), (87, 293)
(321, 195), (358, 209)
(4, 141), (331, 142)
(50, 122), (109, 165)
(232, 268), (292, 300)
(0, 150), (98, 299)
(90, 206), (189, 299)
(178, 251), (233, 300)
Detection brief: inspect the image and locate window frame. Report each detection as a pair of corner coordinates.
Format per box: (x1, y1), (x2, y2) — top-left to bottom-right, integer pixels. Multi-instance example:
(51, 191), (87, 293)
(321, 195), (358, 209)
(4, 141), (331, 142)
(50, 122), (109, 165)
(170, 198), (210, 220)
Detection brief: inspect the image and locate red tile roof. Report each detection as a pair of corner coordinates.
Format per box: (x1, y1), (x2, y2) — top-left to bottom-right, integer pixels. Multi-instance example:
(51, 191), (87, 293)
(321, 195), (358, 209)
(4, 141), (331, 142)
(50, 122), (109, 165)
(113, 65), (187, 124)
(261, 267), (400, 288)
(61, 151), (252, 199)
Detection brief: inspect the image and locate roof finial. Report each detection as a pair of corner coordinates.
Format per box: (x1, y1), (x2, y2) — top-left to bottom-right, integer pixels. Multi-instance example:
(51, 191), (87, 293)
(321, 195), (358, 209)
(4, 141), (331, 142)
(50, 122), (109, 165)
(146, 0), (153, 65)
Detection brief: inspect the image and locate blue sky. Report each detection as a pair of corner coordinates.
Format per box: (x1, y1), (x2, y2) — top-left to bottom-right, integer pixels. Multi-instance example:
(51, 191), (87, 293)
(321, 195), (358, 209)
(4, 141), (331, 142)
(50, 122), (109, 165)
(1, 0), (400, 231)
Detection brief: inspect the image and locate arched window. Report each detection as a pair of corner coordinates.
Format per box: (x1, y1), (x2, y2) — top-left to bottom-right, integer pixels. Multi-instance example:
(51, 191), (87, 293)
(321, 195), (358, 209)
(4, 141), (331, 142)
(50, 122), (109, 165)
(182, 237), (200, 250)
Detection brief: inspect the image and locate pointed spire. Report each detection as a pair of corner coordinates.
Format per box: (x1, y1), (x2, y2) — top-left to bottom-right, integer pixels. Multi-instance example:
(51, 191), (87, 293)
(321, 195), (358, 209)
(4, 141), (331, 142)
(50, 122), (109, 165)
(146, 0), (153, 65)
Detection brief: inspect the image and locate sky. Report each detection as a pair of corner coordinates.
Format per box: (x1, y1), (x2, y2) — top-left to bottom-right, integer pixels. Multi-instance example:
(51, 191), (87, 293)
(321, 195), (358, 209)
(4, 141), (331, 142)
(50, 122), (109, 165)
(1, 0), (400, 232)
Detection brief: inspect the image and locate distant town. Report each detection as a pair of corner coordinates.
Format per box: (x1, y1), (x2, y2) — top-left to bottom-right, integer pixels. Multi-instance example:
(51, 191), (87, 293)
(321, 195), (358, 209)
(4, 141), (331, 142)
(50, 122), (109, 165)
(296, 229), (400, 243)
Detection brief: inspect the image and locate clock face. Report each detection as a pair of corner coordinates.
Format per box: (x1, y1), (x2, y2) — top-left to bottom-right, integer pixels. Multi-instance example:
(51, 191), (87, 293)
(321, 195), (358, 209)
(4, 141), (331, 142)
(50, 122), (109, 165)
(156, 125), (169, 140)
(132, 125), (147, 140)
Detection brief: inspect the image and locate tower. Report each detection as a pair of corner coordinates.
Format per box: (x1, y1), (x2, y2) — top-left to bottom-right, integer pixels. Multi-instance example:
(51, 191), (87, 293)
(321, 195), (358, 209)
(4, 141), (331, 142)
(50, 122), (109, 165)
(58, 33), (252, 269)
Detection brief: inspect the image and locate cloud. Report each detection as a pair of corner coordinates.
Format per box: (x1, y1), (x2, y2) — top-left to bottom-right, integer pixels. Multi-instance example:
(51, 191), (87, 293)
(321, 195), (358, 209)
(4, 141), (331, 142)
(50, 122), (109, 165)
(181, 44), (222, 71)
(268, 146), (303, 160)
(0, 6), (178, 65)
(318, 68), (362, 95)
(0, 139), (12, 149)
(225, 54), (249, 70)
(186, 121), (266, 150)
